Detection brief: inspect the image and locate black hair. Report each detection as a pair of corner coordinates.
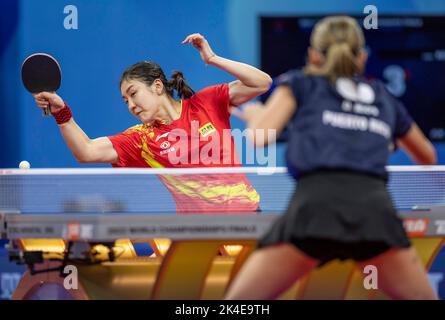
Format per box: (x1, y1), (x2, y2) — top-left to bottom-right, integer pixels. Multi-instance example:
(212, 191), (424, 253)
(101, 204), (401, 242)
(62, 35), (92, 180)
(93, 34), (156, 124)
(120, 61), (195, 99)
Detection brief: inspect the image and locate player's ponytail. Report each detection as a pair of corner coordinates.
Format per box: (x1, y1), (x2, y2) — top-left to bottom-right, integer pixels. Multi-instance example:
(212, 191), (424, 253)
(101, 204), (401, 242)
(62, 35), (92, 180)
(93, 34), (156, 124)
(304, 16), (365, 82)
(321, 42), (361, 82)
(168, 71), (195, 99)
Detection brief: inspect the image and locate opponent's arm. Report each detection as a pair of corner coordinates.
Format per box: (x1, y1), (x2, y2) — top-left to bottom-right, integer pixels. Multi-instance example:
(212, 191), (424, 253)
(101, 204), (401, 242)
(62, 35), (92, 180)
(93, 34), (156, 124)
(231, 86), (297, 147)
(397, 124), (437, 165)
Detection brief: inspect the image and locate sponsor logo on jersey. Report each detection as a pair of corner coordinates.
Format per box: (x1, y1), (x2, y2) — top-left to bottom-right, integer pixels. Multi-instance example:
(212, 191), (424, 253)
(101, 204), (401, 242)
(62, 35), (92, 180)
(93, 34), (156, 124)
(160, 141), (171, 149)
(156, 132), (170, 142)
(198, 122), (216, 137)
(160, 147), (175, 155)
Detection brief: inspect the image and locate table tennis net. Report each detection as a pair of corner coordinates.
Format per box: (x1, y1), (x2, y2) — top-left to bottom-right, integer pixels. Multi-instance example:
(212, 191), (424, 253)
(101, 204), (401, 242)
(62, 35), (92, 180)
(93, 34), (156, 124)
(0, 167), (444, 214)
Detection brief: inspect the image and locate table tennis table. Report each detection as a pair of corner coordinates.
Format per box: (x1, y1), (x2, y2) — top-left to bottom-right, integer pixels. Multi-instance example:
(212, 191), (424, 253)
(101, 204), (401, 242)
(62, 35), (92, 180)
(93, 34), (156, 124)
(1, 166), (445, 300)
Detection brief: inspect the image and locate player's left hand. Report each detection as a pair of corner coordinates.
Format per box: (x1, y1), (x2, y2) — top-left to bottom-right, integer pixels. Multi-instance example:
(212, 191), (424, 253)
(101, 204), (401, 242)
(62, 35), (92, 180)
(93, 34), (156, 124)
(230, 101), (265, 123)
(182, 33), (216, 64)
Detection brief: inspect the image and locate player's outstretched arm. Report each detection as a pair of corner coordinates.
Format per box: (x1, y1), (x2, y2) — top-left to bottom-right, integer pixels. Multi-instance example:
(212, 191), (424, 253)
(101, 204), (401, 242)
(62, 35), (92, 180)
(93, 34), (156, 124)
(33, 92), (118, 164)
(182, 33), (272, 106)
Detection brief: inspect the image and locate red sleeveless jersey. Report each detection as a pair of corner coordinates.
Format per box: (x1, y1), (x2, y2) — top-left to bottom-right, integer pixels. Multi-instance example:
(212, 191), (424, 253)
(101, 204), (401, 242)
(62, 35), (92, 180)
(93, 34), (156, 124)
(108, 84), (259, 213)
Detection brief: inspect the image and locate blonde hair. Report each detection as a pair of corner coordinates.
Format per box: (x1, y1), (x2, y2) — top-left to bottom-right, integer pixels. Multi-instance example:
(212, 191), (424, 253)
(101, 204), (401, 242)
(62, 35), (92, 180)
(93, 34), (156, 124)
(304, 16), (365, 82)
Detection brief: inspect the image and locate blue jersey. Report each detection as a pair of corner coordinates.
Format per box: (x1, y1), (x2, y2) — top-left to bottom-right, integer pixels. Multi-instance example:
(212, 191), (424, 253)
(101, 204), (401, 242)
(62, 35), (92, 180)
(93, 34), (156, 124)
(279, 70), (413, 179)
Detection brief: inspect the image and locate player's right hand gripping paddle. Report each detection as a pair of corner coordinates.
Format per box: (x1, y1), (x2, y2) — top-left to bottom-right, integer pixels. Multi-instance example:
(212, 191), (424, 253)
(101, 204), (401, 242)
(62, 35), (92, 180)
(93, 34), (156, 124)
(21, 53), (62, 116)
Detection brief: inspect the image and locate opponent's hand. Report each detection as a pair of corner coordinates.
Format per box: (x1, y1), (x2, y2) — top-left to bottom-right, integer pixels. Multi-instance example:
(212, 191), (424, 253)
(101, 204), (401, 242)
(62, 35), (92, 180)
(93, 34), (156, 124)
(230, 101), (265, 123)
(33, 92), (65, 114)
(182, 33), (216, 64)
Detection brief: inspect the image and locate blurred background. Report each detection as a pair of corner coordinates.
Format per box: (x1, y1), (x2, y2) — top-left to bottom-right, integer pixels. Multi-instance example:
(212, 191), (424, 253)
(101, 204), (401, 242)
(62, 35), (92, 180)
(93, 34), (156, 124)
(0, 0), (444, 168)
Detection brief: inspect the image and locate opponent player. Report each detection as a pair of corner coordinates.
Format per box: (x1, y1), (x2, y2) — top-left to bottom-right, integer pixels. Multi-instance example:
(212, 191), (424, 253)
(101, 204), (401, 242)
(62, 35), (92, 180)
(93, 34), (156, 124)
(226, 16), (438, 299)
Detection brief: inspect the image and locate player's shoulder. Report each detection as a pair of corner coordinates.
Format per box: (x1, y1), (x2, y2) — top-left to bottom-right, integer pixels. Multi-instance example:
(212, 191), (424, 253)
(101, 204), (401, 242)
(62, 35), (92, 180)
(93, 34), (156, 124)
(275, 69), (322, 101)
(360, 77), (397, 102)
(276, 69), (321, 91)
(189, 83), (227, 101)
(123, 124), (151, 135)
(278, 69), (305, 82)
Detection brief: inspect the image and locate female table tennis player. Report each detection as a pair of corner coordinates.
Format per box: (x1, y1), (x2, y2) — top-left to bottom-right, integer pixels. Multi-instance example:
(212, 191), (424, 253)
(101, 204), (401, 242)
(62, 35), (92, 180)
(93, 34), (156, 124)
(33, 33), (272, 213)
(226, 16), (438, 299)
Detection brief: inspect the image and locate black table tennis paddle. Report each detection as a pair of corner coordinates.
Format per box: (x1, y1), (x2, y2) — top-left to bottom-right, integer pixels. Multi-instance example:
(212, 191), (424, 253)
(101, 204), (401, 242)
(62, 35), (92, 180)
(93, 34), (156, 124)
(21, 53), (62, 116)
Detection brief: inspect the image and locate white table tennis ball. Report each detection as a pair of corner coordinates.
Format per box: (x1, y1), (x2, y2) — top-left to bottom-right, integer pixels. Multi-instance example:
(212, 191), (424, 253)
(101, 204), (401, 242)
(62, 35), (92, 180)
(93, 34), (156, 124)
(19, 160), (31, 169)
